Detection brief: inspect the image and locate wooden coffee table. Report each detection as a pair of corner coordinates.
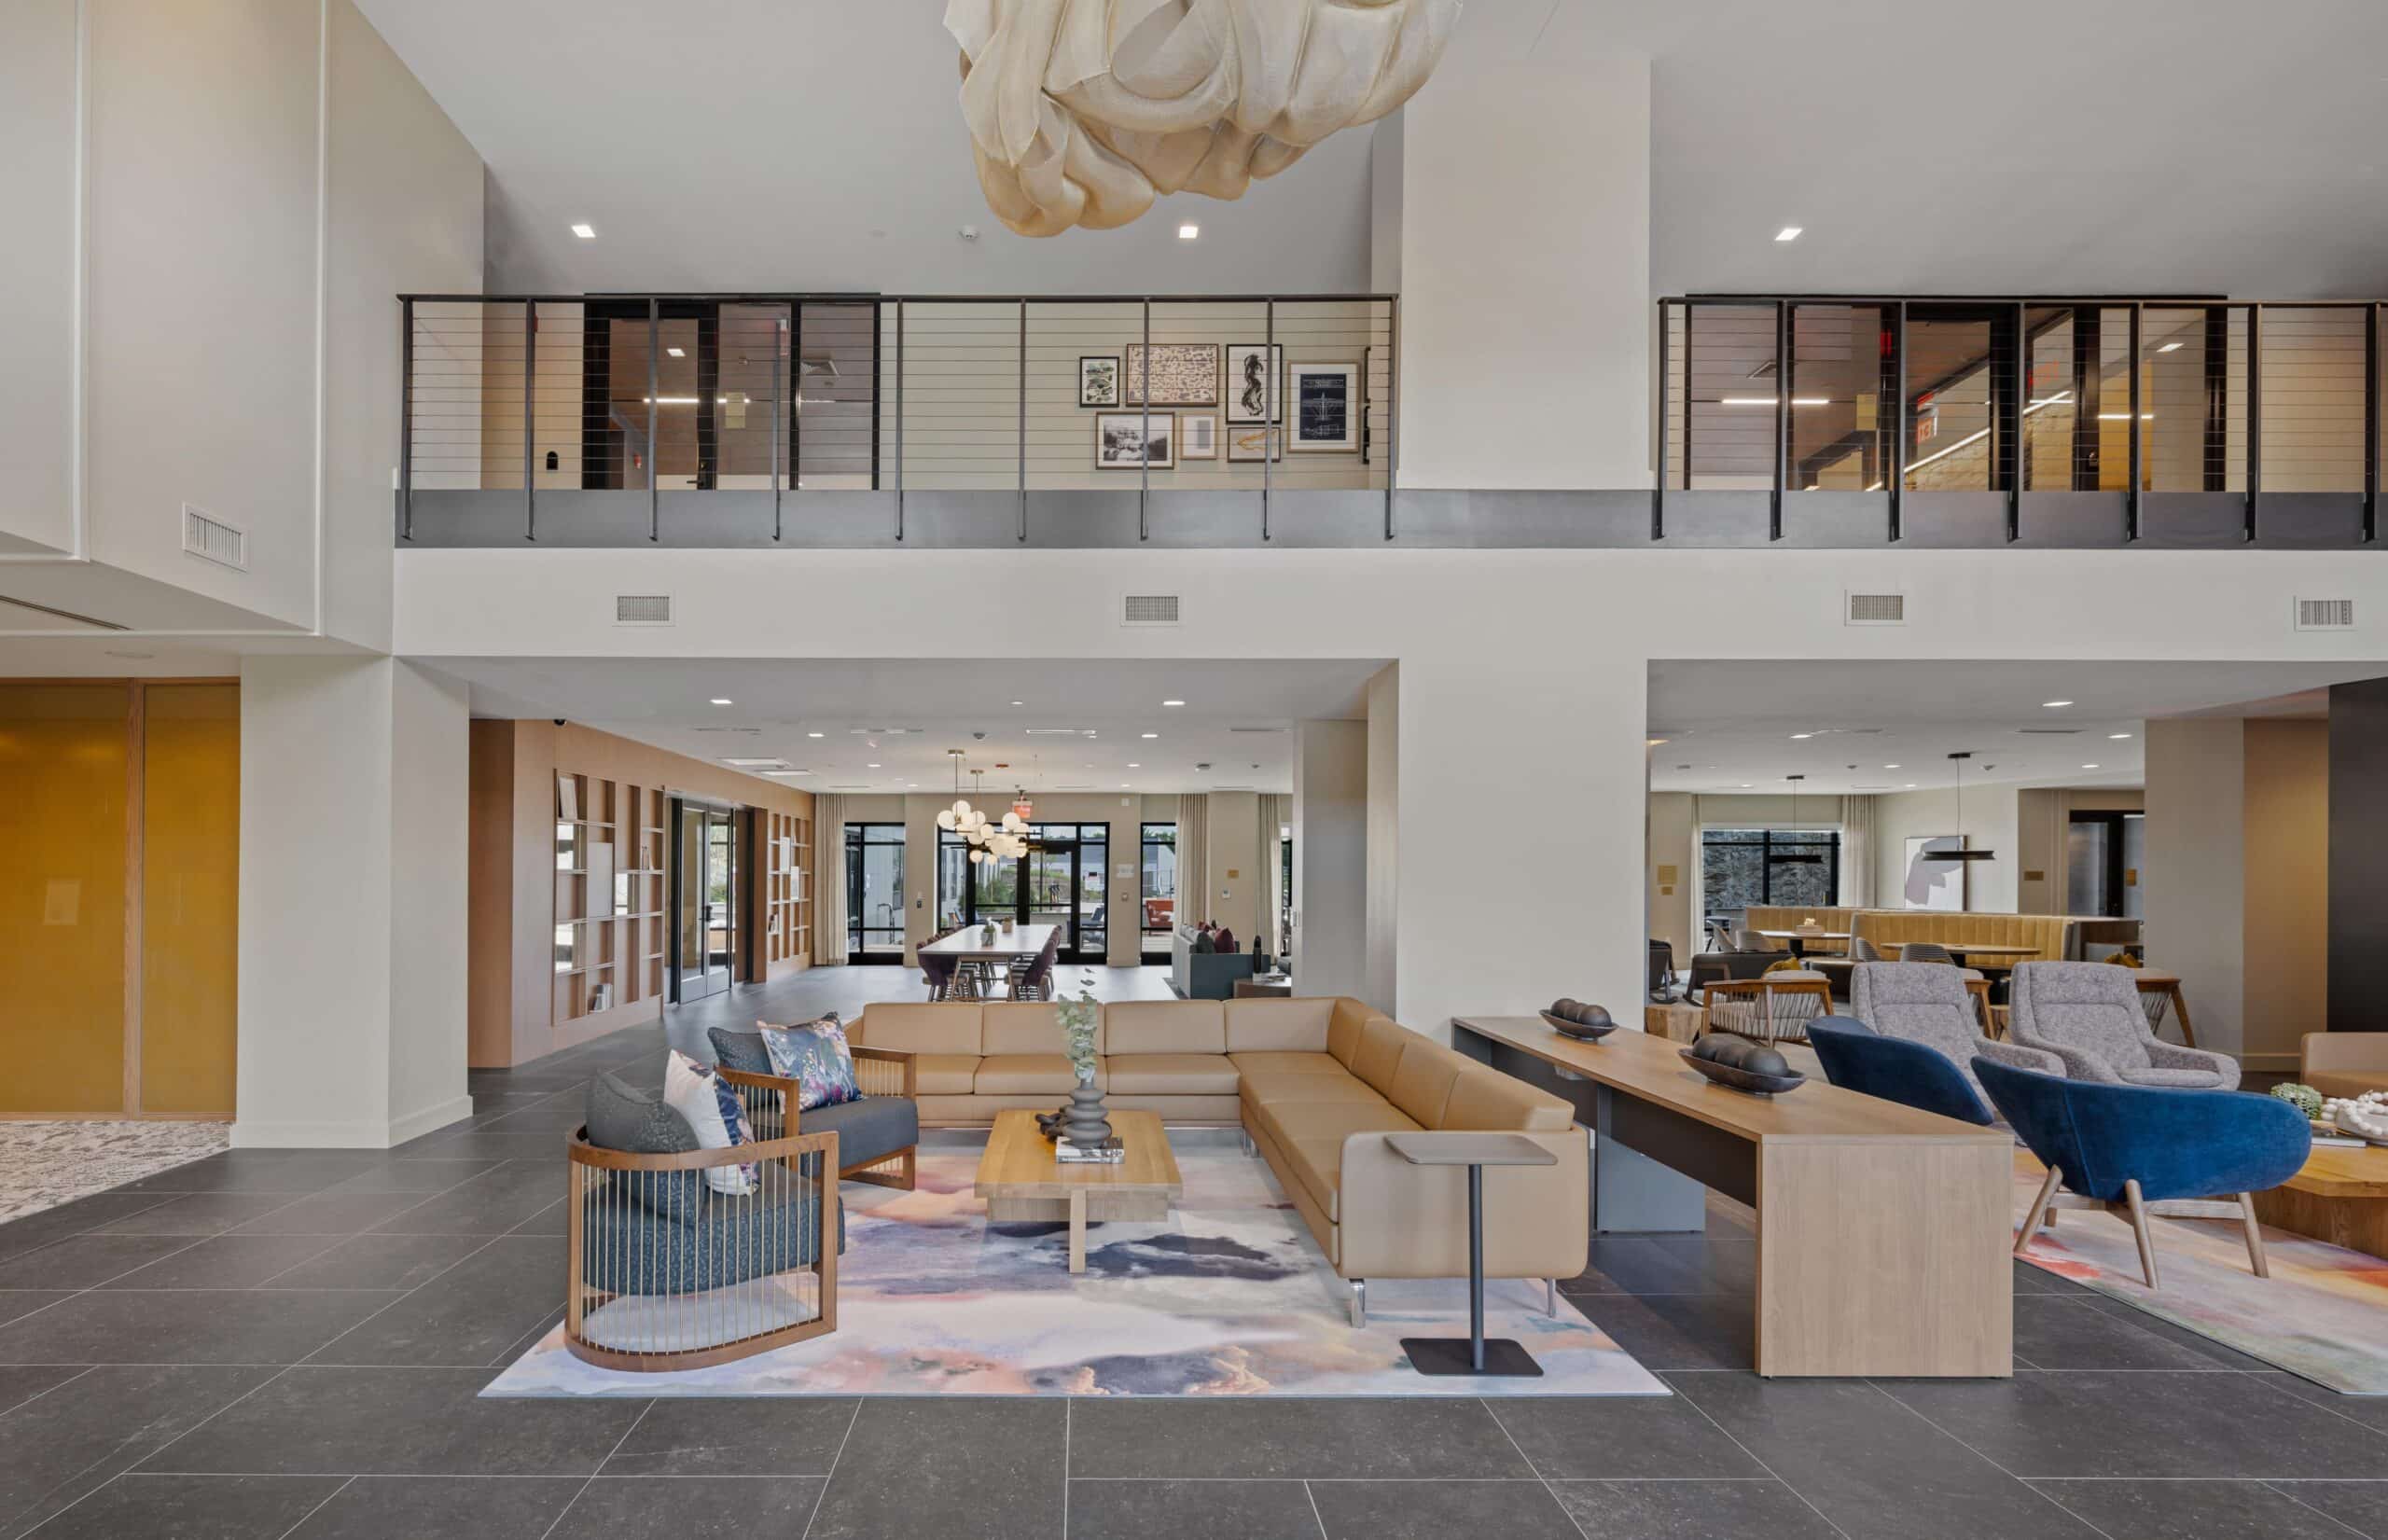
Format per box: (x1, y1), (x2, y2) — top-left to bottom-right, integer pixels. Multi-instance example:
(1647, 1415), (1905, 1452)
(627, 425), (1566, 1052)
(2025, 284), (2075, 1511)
(2251, 1144), (2388, 1258)
(975, 1109), (1183, 1273)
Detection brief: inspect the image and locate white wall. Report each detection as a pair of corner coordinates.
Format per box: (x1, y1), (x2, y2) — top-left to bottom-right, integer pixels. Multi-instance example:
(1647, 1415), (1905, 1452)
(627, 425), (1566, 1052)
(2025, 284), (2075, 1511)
(1396, 51), (1651, 489)
(1647, 791), (1696, 960)
(0, 0), (78, 556)
(237, 654), (471, 1146)
(1364, 662), (1399, 1014)
(1293, 719), (1368, 998)
(2144, 718), (2248, 1061)
(1204, 790), (1264, 945)
(1873, 784), (2023, 913)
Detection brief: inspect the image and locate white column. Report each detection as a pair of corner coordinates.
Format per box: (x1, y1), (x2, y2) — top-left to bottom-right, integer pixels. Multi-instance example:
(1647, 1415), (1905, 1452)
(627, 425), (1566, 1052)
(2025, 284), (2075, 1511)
(235, 655), (471, 1147)
(1365, 663), (1400, 1014)
(1293, 719), (1369, 999)
(1395, 50), (1650, 489)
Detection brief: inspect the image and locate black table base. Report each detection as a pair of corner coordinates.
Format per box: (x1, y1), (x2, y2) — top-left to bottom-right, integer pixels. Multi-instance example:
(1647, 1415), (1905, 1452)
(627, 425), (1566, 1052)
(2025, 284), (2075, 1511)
(1400, 1336), (1544, 1378)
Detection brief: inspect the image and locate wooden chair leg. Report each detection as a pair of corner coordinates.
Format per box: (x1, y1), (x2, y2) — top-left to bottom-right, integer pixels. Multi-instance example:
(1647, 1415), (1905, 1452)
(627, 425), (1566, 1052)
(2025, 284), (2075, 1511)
(2017, 1164), (2064, 1255)
(2238, 1191), (2270, 1279)
(2122, 1178), (2160, 1289)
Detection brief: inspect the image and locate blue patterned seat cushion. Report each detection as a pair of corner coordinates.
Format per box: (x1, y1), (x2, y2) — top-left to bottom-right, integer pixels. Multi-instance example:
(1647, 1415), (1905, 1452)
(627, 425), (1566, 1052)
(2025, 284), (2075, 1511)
(761, 1016), (861, 1111)
(797, 1093), (920, 1171)
(581, 1172), (847, 1297)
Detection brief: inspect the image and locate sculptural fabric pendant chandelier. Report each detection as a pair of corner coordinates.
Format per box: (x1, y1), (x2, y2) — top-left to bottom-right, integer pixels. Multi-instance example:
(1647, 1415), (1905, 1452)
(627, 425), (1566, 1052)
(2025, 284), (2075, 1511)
(945, 0), (1462, 237)
(938, 756), (1031, 865)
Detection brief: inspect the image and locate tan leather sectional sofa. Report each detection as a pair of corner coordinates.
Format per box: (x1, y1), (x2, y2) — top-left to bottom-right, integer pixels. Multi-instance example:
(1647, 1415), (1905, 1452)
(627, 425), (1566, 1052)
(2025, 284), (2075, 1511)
(851, 995), (1588, 1320)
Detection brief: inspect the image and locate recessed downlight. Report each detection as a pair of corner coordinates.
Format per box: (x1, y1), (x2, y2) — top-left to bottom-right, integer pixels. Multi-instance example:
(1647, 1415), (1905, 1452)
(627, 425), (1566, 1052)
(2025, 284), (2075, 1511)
(2108, 732), (2132, 740)
(2159, 341), (2184, 354)
(667, 347), (687, 358)
(1177, 224), (1200, 240)
(1789, 732), (1814, 740)
(2042, 700), (2075, 709)
(807, 731), (824, 738)
(1883, 763), (1901, 769)
(570, 223), (596, 239)
(867, 762), (881, 769)
(1774, 226), (1803, 243)
(709, 698), (732, 706)
(2082, 763), (2101, 770)
(1141, 732), (1159, 739)
(1010, 700), (1025, 706)
(1162, 700), (1186, 707)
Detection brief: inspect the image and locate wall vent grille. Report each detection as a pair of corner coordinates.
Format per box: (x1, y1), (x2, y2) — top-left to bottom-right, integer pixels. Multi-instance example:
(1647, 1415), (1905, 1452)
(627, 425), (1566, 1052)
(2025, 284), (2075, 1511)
(616, 594), (673, 625)
(1121, 594), (1181, 627)
(1844, 591), (1904, 626)
(2297, 598), (2355, 631)
(182, 505), (247, 570)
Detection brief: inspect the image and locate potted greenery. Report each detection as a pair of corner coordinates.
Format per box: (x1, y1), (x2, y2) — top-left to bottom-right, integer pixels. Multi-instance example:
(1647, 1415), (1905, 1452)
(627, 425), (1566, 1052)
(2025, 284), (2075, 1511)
(1053, 970), (1112, 1151)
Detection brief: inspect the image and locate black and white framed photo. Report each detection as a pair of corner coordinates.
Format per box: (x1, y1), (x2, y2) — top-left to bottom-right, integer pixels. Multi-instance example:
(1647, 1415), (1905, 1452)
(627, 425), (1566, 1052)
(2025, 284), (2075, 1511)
(1225, 343), (1283, 423)
(1225, 422), (1281, 462)
(1096, 410), (1174, 469)
(1179, 413), (1218, 460)
(1289, 363), (1359, 452)
(1078, 355), (1120, 408)
(1123, 343), (1218, 407)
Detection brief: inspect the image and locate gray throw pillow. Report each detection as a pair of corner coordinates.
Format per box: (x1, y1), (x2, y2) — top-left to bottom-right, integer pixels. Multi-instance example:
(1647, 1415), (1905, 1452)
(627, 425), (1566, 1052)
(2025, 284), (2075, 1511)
(707, 1027), (776, 1077)
(584, 1073), (702, 1221)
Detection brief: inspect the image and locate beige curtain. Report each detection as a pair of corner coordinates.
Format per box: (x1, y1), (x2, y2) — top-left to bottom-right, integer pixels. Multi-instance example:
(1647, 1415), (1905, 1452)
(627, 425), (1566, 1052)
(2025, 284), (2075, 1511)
(1840, 794), (1876, 909)
(811, 795), (847, 965)
(1174, 795), (1206, 935)
(1259, 793), (1292, 959)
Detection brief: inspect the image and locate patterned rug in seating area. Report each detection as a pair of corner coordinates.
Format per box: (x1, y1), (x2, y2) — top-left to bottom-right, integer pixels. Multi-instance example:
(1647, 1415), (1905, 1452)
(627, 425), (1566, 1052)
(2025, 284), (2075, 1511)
(485, 1138), (1665, 1399)
(2010, 1151), (2388, 1394)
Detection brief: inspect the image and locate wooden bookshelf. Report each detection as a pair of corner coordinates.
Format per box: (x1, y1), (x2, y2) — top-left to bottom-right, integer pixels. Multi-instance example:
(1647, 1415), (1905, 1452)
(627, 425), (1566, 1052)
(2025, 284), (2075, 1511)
(762, 808), (814, 975)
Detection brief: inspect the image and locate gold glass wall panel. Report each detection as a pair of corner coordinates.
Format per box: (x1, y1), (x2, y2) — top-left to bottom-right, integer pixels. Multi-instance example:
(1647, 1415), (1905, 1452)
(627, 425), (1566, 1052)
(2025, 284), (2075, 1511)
(139, 684), (240, 1115)
(0, 685), (131, 1113)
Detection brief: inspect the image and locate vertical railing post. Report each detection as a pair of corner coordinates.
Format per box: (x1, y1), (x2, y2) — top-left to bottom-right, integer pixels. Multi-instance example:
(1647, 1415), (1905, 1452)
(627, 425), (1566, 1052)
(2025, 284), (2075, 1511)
(2245, 303), (2262, 542)
(2126, 302), (2143, 542)
(771, 305), (784, 542)
(646, 298), (660, 543)
(1262, 297), (1273, 542)
(1890, 302), (1907, 541)
(524, 301), (537, 542)
(1650, 299), (1666, 541)
(1139, 297), (1151, 542)
(398, 298), (414, 541)
(1385, 295), (1399, 540)
(2008, 299), (2025, 542)
(895, 299), (906, 542)
(2367, 303), (2380, 544)
(1018, 298), (1028, 543)
(1771, 299), (1789, 540)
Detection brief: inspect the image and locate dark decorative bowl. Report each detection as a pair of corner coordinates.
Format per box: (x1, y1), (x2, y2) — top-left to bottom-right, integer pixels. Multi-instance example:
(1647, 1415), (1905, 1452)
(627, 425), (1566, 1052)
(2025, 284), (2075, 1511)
(1679, 1047), (1806, 1095)
(1540, 1010), (1618, 1041)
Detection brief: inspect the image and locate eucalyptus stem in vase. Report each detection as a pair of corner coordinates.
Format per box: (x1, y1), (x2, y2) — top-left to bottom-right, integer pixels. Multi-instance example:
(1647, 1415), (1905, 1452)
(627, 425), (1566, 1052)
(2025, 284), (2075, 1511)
(1055, 970), (1111, 1147)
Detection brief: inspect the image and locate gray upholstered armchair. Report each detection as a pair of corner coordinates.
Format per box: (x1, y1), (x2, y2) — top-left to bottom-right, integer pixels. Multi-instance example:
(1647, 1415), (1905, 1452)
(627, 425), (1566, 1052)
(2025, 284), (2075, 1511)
(1849, 964), (2059, 1104)
(2006, 962), (2240, 1089)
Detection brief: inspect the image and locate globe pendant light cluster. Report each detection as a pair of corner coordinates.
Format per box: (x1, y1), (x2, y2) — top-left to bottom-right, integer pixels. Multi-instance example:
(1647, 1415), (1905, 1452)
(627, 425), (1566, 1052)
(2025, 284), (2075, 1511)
(938, 756), (1029, 865)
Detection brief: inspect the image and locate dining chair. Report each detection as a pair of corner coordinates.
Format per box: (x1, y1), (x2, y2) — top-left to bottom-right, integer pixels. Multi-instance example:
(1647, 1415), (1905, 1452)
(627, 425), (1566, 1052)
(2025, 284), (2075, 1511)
(920, 950), (958, 1002)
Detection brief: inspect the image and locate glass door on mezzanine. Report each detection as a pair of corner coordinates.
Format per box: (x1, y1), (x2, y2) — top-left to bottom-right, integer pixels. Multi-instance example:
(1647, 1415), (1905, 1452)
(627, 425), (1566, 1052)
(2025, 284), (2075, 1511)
(938, 822), (1110, 963)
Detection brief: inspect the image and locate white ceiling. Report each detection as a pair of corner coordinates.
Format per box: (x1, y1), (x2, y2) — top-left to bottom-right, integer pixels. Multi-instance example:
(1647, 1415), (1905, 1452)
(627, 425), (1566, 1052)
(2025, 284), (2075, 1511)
(442, 656), (1384, 795)
(1647, 659), (2367, 797)
(356, 0), (2388, 302)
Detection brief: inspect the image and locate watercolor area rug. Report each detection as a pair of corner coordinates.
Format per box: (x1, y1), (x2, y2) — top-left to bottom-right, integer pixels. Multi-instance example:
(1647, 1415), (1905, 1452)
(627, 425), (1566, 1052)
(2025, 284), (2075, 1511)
(2010, 1150), (2388, 1394)
(0, 1120), (231, 1224)
(485, 1141), (1667, 1398)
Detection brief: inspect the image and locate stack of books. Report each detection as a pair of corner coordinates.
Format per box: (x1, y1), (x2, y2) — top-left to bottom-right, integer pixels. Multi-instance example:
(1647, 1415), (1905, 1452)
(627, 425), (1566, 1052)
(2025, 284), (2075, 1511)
(1056, 1135), (1125, 1164)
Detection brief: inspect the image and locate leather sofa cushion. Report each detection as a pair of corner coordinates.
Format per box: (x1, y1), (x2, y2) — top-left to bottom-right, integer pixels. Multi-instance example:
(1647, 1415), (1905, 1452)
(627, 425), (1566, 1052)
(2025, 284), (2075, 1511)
(859, 1004), (982, 1057)
(1105, 1000), (1225, 1056)
(975, 1053), (1098, 1096)
(1238, 1070), (1394, 1108)
(911, 1054), (984, 1096)
(1105, 1053), (1240, 1096)
(1387, 1039), (1466, 1127)
(1228, 1051), (1347, 1078)
(1350, 1018), (1413, 1093)
(1327, 998), (1377, 1067)
(983, 1002), (1090, 1057)
(2309, 1071), (2388, 1102)
(1224, 997), (1336, 1054)
(1263, 1102), (1422, 1221)
(1440, 1067), (1576, 1131)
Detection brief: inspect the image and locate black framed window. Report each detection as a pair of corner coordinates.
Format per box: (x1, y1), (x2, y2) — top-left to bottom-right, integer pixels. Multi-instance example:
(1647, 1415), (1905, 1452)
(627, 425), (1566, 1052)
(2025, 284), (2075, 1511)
(937, 821), (1111, 962)
(843, 822), (905, 963)
(1701, 826), (1840, 919)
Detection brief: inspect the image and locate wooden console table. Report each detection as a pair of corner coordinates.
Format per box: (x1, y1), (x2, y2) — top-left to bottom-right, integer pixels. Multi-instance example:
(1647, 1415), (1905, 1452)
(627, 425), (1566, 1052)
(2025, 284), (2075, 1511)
(1452, 1016), (2012, 1378)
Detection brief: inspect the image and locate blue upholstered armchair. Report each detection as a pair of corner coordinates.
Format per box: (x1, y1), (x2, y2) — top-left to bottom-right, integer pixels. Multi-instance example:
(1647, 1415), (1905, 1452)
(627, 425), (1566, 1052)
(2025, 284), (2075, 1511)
(710, 1025), (921, 1191)
(1975, 1058), (2310, 1289)
(1847, 963), (2060, 1104)
(2006, 962), (2240, 1090)
(1808, 1018), (1995, 1125)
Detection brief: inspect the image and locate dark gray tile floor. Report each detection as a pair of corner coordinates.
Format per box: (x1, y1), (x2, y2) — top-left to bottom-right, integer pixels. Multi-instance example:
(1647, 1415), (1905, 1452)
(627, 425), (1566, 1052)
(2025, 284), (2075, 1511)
(3, 965), (2386, 1539)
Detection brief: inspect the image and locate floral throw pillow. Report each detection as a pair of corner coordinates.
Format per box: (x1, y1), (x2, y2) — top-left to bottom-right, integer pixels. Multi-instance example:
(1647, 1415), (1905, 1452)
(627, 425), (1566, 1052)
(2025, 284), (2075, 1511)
(761, 1013), (861, 1112)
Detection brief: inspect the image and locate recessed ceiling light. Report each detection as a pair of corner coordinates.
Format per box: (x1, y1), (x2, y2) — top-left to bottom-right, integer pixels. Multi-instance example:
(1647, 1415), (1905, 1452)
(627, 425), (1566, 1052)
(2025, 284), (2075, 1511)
(807, 731), (824, 738)
(1646, 737), (1669, 747)
(721, 757), (789, 769)
(1141, 732), (1158, 739)
(1010, 700), (1024, 706)
(867, 762), (881, 769)
(1905, 783), (1918, 788)
(1177, 223), (1200, 240)
(1162, 700), (1186, 707)
(1739, 784), (1754, 789)
(2159, 340), (2184, 354)
(667, 347), (686, 358)
(2043, 700), (2074, 708)
(1883, 763), (1901, 769)
(709, 698), (732, 706)
(570, 223), (596, 239)
(1789, 732), (1814, 740)
(1127, 763), (1140, 769)
(2108, 732), (2132, 740)
(1774, 226), (1803, 243)
(1119, 783), (1132, 788)
(2082, 763), (2101, 770)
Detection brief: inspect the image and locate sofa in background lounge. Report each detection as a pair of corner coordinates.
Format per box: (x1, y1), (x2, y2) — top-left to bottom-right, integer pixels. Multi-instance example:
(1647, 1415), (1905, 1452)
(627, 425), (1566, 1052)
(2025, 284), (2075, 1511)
(2302, 1033), (2388, 1101)
(850, 995), (1587, 1324)
(1171, 925), (1256, 999)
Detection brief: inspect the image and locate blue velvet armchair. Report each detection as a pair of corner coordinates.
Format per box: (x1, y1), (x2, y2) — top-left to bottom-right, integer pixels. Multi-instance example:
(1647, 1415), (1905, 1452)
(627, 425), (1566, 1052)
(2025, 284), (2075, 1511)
(1974, 1058), (2311, 1289)
(1808, 1018), (1995, 1125)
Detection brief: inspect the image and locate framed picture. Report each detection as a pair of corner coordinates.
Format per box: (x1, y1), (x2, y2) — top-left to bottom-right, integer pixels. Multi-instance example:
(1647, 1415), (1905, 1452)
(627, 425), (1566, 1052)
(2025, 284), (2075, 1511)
(1078, 355), (1120, 408)
(1901, 836), (1967, 911)
(1225, 423), (1281, 462)
(1096, 410), (1174, 469)
(1289, 363), (1359, 452)
(1124, 343), (1218, 406)
(1225, 343), (1283, 423)
(1180, 413), (1218, 460)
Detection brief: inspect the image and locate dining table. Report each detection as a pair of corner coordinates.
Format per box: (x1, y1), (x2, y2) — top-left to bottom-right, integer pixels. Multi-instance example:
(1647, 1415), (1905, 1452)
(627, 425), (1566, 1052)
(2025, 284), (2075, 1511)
(1756, 928), (1852, 959)
(918, 922), (1059, 964)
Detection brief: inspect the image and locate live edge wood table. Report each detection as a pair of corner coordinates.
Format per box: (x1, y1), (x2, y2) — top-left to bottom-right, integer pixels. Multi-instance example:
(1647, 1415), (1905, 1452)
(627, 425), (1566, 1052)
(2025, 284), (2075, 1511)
(2250, 1144), (2388, 1259)
(1451, 1017), (2014, 1378)
(975, 1110), (1183, 1274)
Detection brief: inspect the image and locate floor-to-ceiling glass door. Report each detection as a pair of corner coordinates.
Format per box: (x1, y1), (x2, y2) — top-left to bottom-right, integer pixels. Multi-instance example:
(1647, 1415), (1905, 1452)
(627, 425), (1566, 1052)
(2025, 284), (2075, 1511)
(672, 800), (738, 1001)
(938, 821), (1108, 962)
(844, 823), (907, 963)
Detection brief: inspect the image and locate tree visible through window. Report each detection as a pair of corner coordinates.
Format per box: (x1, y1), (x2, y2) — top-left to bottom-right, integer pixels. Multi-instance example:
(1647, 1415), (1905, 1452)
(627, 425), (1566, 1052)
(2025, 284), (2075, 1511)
(1701, 826), (1840, 920)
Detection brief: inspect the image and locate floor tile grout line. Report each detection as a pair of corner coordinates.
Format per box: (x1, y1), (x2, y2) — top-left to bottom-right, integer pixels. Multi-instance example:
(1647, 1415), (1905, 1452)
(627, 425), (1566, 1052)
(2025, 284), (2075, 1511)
(798, 1400), (865, 1540)
(1302, 1478), (1329, 1539)
(1062, 1396), (1071, 1540)
(242, 1160), (518, 1287)
(0, 1366), (94, 1422)
(1862, 1380), (2115, 1539)
(2242, 1371), (2388, 1445)
(287, 1232), (513, 1368)
(535, 1397), (654, 1540)
(1477, 1397), (1595, 1540)
(108, 1360), (302, 1492)
(270, 1473), (356, 1540)
(1656, 1373), (1856, 1540)
(2260, 1478), (2380, 1539)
